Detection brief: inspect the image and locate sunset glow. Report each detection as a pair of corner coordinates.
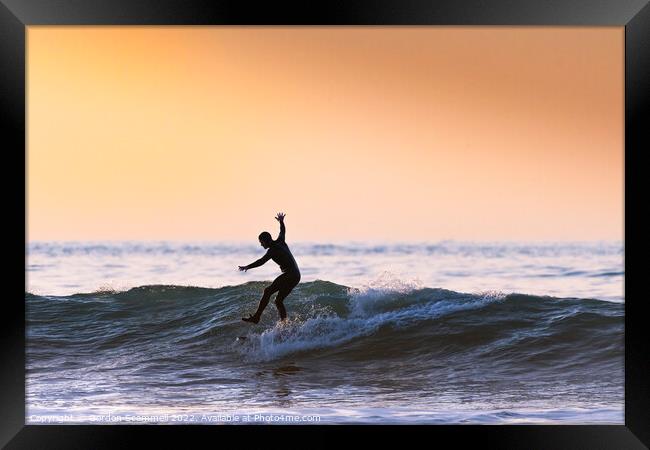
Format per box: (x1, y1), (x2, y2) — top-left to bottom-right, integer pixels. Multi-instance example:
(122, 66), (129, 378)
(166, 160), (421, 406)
(27, 27), (623, 241)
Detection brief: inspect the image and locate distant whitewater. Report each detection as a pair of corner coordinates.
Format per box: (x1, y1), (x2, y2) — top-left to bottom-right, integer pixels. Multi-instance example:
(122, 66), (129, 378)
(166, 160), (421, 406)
(26, 279), (624, 424)
(26, 241), (624, 301)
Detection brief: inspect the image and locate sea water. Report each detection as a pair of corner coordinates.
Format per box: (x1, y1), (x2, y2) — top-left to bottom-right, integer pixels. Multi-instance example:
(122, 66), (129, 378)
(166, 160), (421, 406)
(26, 241), (624, 424)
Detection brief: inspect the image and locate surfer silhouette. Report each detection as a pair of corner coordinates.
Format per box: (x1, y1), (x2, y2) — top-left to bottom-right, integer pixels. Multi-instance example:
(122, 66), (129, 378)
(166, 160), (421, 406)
(239, 212), (301, 323)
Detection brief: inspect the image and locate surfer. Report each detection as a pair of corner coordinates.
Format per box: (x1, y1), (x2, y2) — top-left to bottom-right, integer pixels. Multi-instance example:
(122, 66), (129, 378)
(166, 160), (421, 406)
(239, 212), (301, 323)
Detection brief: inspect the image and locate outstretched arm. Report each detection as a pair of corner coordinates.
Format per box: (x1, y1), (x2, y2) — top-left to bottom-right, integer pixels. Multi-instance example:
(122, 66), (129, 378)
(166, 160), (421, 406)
(239, 251), (271, 272)
(276, 212), (286, 242)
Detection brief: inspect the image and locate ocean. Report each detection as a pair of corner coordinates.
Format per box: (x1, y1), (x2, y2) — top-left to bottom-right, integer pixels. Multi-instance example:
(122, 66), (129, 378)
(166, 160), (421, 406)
(26, 241), (624, 424)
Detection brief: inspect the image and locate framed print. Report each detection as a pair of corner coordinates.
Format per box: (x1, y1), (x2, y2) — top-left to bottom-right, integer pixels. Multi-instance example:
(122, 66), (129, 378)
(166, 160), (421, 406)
(2, 0), (649, 448)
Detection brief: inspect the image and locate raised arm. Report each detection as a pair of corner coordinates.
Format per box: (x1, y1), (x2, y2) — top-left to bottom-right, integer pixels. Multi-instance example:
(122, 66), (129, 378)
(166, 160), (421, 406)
(276, 212), (286, 242)
(239, 250), (271, 271)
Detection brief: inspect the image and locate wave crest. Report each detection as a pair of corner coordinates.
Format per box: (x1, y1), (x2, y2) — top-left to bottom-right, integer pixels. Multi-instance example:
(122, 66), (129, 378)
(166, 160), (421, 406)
(27, 280), (623, 366)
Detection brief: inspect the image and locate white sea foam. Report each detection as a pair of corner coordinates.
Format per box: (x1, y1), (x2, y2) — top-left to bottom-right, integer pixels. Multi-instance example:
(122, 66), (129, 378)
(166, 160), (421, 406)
(238, 275), (504, 362)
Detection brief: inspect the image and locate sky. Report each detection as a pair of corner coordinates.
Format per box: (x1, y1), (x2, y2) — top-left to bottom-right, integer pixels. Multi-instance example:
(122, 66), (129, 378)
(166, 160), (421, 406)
(27, 27), (623, 242)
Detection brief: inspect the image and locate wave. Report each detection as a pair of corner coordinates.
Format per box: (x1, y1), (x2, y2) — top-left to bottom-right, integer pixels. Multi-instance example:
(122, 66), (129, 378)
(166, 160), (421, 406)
(26, 280), (623, 373)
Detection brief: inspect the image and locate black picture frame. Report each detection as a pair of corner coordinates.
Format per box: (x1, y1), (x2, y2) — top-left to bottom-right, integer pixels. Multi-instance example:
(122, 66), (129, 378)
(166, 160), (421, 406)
(2, 0), (648, 448)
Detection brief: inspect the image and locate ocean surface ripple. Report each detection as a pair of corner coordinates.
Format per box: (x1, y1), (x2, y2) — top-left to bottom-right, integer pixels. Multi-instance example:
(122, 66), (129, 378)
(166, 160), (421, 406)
(26, 279), (623, 424)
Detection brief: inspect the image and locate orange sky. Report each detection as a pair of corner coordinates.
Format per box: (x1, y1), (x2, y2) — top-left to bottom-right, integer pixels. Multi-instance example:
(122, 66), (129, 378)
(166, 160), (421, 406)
(27, 27), (623, 242)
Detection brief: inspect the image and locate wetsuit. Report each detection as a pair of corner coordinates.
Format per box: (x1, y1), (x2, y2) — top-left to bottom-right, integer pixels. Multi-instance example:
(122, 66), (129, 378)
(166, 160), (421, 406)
(253, 236), (301, 297)
(244, 221), (300, 321)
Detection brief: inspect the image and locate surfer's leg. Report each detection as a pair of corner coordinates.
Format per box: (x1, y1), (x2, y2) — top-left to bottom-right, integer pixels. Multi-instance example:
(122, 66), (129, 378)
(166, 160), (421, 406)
(243, 277), (283, 323)
(274, 289), (289, 321)
(274, 274), (300, 321)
